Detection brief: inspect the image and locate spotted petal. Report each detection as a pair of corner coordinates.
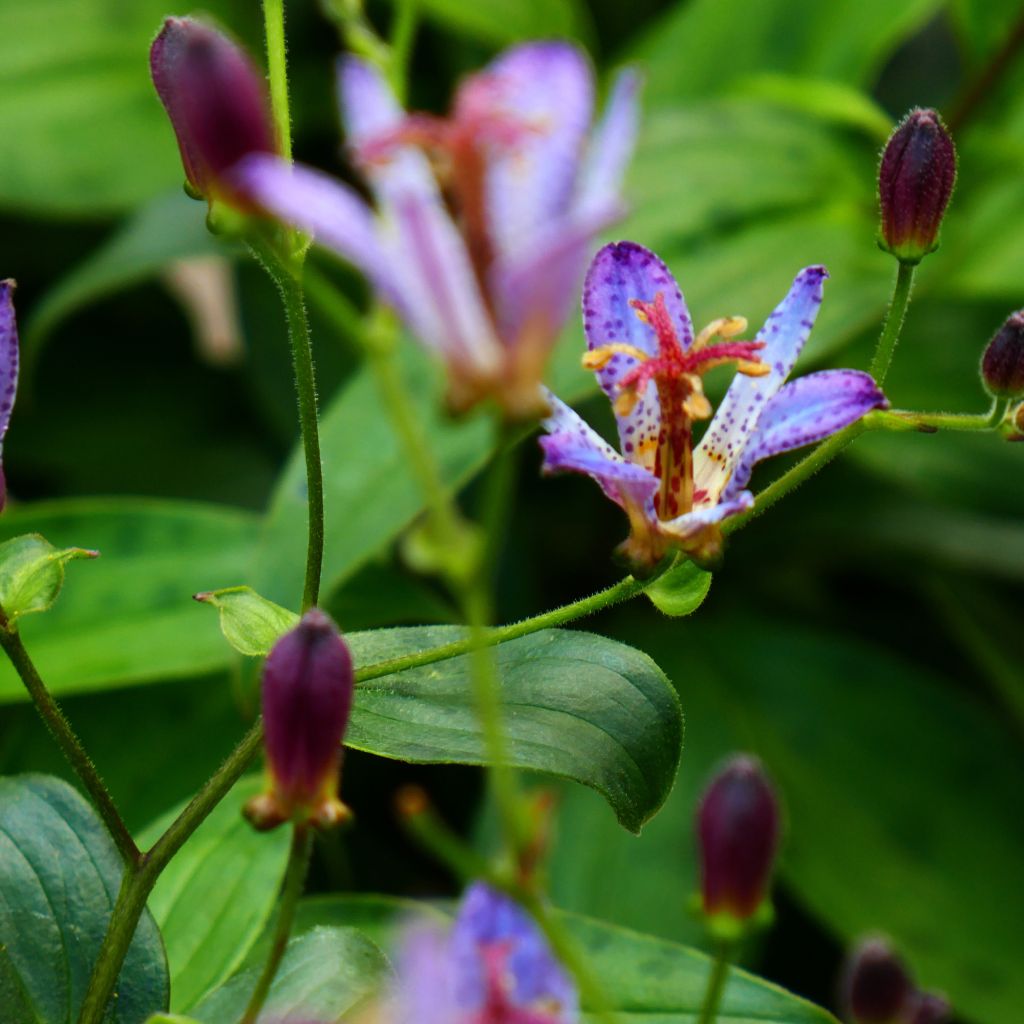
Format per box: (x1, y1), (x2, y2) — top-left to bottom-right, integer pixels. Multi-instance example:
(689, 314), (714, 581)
(694, 265), (828, 502)
(723, 369), (887, 499)
(482, 42), (594, 266)
(0, 281), (17, 510)
(584, 242), (693, 470)
(659, 492), (754, 539)
(540, 390), (659, 513)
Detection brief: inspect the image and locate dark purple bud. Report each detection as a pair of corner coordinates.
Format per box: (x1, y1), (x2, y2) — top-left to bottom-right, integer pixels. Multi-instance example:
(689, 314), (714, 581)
(150, 17), (276, 206)
(247, 609), (354, 830)
(0, 281), (20, 513)
(878, 108), (956, 264)
(841, 938), (914, 1024)
(905, 992), (951, 1024)
(697, 754), (780, 920)
(981, 310), (1024, 398)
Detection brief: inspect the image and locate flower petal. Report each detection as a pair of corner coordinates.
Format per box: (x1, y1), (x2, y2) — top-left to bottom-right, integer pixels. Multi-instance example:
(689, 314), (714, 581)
(694, 265), (828, 501)
(723, 369), (887, 498)
(573, 66), (642, 223)
(659, 492), (754, 539)
(393, 922), (459, 1024)
(0, 281), (17, 510)
(584, 241), (692, 469)
(481, 42), (594, 265)
(540, 390), (659, 512)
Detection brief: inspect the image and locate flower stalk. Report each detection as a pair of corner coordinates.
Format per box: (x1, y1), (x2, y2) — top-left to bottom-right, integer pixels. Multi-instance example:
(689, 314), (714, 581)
(868, 261), (916, 385)
(698, 943), (735, 1024)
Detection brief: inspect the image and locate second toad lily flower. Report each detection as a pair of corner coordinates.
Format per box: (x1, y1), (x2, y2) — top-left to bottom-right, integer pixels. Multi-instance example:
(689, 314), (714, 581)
(541, 242), (888, 567)
(235, 43), (639, 417)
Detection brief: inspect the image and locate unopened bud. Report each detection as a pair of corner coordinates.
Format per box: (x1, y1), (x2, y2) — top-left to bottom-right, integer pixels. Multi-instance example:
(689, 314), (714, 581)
(905, 992), (951, 1024)
(842, 938), (913, 1024)
(150, 17), (276, 208)
(697, 754), (780, 924)
(245, 609), (354, 831)
(981, 310), (1024, 398)
(0, 281), (19, 512)
(878, 108), (956, 264)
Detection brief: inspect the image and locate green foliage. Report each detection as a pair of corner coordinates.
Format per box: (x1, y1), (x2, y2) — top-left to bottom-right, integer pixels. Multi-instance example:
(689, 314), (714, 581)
(380, 0), (592, 45)
(346, 626), (681, 833)
(644, 558), (713, 616)
(0, 774), (168, 1023)
(0, 533), (96, 624)
(137, 777), (290, 1013)
(194, 586), (298, 658)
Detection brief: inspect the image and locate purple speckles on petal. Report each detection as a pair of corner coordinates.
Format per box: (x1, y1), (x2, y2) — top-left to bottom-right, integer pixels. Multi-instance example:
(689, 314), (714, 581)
(0, 281), (19, 512)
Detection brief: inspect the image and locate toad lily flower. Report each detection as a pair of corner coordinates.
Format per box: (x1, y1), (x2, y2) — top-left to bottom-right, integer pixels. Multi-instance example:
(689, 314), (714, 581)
(541, 242), (888, 567)
(0, 280), (18, 511)
(381, 882), (577, 1024)
(235, 43), (639, 417)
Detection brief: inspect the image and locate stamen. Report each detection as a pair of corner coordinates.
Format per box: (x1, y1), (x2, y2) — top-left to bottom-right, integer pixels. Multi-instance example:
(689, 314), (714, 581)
(583, 342), (650, 371)
(693, 316), (748, 351)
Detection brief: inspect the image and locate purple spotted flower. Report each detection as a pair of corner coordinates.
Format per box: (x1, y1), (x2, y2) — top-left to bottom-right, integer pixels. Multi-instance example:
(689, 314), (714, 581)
(385, 883), (577, 1024)
(234, 44), (639, 417)
(0, 281), (19, 511)
(540, 242), (888, 567)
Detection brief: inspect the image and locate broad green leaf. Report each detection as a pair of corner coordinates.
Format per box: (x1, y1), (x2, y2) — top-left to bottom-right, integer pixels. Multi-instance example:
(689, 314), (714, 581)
(275, 895), (837, 1023)
(0, 774), (168, 1023)
(645, 559), (712, 617)
(194, 586), (298, 658)
(0, 533), (97, 624)
(137, 777), (290, 1012)
(381, 0), (591, 45)
(633, 0), (945, 104)
(191, 927), (389, 1023)
(346, 626), (681, 833)
(24, 192), (221, 362)
(0, 499), (259, 700)
(146, 1017), (201, 1024)
(0, 1), (252, 216)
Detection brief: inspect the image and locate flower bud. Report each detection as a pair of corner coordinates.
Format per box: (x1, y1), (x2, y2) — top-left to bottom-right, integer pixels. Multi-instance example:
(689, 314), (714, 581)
(905, 992), (951, 1024)
(245, 609), (354, 831)
(150, 17), (276, 207)
(0, 280), (19, 513)
(980, 310), (1024, 398)
(878, 108), (956, 264)
(697, 754), (780, 923)
(841, 938), (913, 1024)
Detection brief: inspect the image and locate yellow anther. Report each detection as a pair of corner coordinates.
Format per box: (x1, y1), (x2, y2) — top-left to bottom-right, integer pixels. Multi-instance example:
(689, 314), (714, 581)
(683, 390), (713, 420)
(693, 316), (748, 351)
(614, 389), (640, 417)
(582, 343), (649, 371)
(737, 359), (771, 377)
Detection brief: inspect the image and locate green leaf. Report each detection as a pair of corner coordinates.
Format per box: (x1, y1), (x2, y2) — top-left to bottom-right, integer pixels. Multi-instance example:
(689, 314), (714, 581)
(0, 774), (168, 1023)
(645, 559), (712, 617)
(191, 927), (389, 1023)
(346, 627), (681, 833)
(0, 499), (259, 701)
(24, 192), (222, 362)
(274, 895), (837, 1023)
(193, 586), (298, 658)
(380, 0), (591, 45)
(136, 777), (290, 1012)
(0, 533), (97, 624)
(0, 1), (253, 216)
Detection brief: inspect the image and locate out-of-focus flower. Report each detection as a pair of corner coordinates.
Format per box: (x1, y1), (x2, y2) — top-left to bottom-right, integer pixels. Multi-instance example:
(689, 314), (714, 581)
(235, 43), (640, 417)
(697, 755), (780, 926)
(981, 309), (1024, 398)
(383, 882), (577, 1024)
(841, 938), (914, 1024)
(150, 17), (277, 208)
(903, 992), (951, 1024)
(244, 609), (354, 831)
(0, 281), (19, 511)
(540, 242), (887, 567)
(878, 108), (956, 265)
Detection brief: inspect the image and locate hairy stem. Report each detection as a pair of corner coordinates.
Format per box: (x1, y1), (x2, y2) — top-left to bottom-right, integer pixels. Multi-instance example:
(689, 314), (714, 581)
(262, 0), (293, 163)
(0, 619), (138, 865)
(868, 260), (916, 385)
(241, 825), (313, 1024)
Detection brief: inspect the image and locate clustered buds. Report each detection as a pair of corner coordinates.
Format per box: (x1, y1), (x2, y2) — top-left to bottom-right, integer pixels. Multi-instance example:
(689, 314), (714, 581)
(245, 609), (354, 831)
(0, 280), (19, 512)
(150, 17), (277, 208)
(981, 309), (1024, 399)
(842, 937), (950, 1024)
(878, 108), (956, 264)
(697, 754), (780, 930)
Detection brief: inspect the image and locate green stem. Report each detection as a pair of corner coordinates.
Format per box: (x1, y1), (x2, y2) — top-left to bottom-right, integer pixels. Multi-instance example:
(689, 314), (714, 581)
(76, 721), (264, 1024)
(698, 944), (734, 1024)
(388, 0), (418, 102)
(250, 237), (325, 612)
(240, 825), (313, 1024)
(262, 0), (293, 163)
(868, 260), (916, 385)
(0, 620), (138, 865)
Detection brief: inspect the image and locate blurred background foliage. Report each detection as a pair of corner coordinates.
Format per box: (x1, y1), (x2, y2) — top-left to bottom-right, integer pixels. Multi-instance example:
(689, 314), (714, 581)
(0, 0), (1023, 1022)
